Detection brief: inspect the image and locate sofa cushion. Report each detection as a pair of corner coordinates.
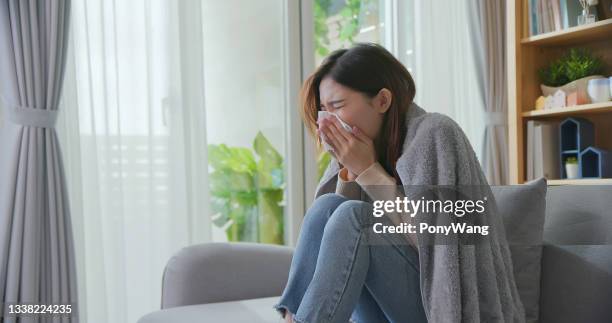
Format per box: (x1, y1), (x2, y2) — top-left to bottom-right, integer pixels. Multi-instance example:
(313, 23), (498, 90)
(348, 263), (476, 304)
(138, 296), (280, 323)
(491, 177), (547, 323)
(539, 185), (612, 323)
(161, 242), (292, 308)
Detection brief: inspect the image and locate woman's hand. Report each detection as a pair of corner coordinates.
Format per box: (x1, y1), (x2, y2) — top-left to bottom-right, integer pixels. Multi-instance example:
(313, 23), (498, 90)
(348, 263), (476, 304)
(317, 117), (376, 176)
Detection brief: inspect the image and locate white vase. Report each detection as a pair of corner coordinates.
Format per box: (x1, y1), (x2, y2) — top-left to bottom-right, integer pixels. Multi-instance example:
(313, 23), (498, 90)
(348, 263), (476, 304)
(541, 75), (605, 104)
(565, 163), (579, 179)
(587, 78), (611, 103)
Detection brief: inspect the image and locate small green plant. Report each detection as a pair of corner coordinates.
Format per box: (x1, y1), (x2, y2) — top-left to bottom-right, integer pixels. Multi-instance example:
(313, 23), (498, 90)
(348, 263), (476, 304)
(565, 156), (578, 164)
(208, 132), (284, 245)
(539, 59), (568, 87)
(538, 48), (604, 87)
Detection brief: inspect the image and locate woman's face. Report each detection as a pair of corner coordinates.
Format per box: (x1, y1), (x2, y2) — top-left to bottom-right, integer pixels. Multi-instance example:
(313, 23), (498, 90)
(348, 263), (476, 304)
(318, 76), (391, 140)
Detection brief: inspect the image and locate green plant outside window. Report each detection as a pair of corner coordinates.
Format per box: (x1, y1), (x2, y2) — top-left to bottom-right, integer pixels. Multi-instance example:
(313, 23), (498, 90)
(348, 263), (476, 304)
(208, 132), (284, 245)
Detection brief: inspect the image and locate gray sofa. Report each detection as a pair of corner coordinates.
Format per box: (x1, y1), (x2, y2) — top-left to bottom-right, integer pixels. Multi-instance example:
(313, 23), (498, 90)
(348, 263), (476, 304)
(138, 184), (612, 323)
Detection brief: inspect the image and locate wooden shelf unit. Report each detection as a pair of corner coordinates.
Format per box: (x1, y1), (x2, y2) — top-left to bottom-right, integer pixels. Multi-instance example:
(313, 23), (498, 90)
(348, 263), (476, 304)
(507, 0), (612, 185)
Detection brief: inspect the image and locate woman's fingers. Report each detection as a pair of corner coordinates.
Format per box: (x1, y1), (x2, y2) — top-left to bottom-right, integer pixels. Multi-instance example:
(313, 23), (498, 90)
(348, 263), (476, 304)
(350, 126), (371, 144)
(325, 119), (350, 150)
(330, 117), (352, 142)
(320, 119), (345, 148)
(318, 127), (338, 153)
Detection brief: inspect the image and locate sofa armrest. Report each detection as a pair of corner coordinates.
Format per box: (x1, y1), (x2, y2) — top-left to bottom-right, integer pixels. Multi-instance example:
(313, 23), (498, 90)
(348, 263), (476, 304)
(161, 242), (293, 309)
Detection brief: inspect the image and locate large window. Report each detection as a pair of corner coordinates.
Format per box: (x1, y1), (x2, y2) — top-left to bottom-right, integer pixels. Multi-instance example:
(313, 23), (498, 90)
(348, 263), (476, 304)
(202, 0), (288, 245)
(57, 1), (298, 322)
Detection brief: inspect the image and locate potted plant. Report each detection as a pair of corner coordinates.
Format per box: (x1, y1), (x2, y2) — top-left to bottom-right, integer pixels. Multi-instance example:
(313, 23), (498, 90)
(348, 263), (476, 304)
(564, 156), (580, 179)
(208, 131), (285, 245)
(539, 48), (605, 106)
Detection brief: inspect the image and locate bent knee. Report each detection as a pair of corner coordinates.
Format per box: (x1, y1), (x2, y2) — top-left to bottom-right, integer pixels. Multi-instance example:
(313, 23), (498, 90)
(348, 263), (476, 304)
(312, 193), (348, 211)
(326, 200), (373, 231)
(303, 193), (348, 228)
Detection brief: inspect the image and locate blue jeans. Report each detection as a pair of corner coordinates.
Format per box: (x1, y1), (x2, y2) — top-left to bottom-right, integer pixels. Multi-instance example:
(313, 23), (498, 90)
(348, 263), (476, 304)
(273, 193), (427, 323)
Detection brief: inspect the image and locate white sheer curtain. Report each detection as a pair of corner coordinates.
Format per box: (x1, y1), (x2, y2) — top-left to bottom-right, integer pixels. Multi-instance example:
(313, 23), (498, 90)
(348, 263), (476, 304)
(56, 0), (210, 322)
(412, 0), (486, 162)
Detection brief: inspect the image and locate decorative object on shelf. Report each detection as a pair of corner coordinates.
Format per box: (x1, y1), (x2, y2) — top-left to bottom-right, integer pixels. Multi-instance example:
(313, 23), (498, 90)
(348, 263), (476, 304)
(539, 48), (605, 106)
(544, 95), (555, 109)
(552, 89), (567, 108)
(542, 76), (602, 106)
(565, 89), (581, 106)
(535, 96), (546, 110)
(559, 117), (594, 178)
(580, 146), (612, 178)
(559, 117), (595, 151)
(564, 156), (580, 179)
(578, 0), (598, 25)
(587, 77), (611, 103)
(542, 76), (603, 105)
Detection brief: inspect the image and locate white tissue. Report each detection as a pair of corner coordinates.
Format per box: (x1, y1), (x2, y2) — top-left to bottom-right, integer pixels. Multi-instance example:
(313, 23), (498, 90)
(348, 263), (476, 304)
(317, 110), (353, 152)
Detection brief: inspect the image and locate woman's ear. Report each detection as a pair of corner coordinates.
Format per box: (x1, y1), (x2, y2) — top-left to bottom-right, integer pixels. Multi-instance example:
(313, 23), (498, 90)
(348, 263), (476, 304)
(374, 88), (392, 114)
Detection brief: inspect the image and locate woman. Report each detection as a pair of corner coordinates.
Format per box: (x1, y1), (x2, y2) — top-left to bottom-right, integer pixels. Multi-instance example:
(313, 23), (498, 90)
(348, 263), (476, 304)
(273, 43), (525, 323)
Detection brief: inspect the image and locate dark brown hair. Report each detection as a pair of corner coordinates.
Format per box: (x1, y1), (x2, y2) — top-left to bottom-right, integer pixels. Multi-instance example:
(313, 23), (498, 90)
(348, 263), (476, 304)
(300, 42), (416, 183)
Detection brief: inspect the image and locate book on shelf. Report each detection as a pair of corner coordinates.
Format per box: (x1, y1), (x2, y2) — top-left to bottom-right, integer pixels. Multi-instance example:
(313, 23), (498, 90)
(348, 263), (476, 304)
(527, 120), (560, 180)
(551, 0), (562, 30)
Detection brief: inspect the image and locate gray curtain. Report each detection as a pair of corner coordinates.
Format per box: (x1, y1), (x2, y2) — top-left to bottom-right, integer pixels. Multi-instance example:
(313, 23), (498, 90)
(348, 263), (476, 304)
(0, 1), (78, 322)
(468, 0), (509, 185)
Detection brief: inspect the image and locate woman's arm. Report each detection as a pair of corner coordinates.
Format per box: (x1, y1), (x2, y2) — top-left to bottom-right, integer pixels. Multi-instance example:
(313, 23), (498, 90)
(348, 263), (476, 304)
(355, 162), (418, 248)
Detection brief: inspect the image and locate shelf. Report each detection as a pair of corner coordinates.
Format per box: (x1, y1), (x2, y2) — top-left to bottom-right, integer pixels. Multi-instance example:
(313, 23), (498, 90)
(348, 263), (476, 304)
(507, 1), (612, 184)
(546, 178), (612, 185)
(522, 102), (612, 118)
(521, 18), (612, 46)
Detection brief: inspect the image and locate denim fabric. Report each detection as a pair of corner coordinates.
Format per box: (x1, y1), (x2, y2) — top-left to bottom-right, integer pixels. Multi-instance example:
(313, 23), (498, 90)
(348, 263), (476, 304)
(273, 193), (427, 323)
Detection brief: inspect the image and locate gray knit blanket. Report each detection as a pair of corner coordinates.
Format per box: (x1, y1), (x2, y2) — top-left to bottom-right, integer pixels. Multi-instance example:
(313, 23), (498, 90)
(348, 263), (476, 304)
(314, 102), (525, 322)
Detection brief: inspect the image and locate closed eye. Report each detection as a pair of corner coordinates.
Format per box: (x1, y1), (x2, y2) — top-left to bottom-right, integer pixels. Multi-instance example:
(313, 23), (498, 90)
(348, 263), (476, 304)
(319, 105), (343, 111)
(320, 99), (345, 111)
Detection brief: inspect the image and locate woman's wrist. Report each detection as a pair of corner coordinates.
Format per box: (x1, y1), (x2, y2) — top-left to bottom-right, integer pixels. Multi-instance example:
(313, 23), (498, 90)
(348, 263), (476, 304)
(340, 167), (359, 181)
(355, 162), (396, 186)
(341, 161), (378, 181)
(346, 169), (358, 181)
(338, 167), (354, 182)
(354, 161), (377, 178)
